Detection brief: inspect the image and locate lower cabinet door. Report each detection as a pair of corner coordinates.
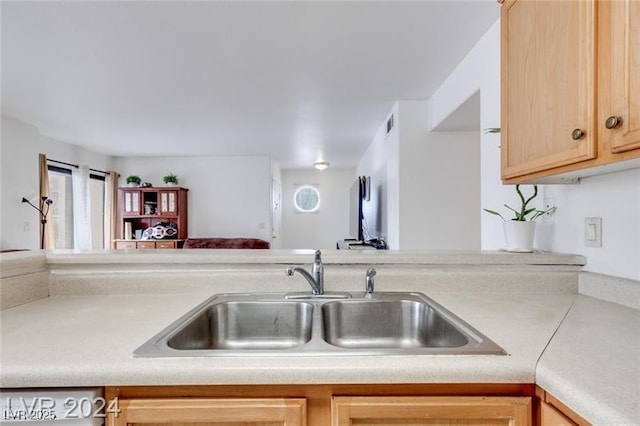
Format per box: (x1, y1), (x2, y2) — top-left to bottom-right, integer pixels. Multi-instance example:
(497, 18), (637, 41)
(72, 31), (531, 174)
(332, 396), (531, 426)
(108, 398), (306, 426)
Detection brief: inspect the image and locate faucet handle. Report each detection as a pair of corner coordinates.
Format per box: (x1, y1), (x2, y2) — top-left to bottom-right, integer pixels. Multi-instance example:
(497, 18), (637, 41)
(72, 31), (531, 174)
(285, 267), (294, 276)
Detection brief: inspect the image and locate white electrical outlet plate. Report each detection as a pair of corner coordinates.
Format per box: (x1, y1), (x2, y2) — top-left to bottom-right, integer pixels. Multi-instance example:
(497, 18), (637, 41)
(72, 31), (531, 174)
(584, 217), (602, 248)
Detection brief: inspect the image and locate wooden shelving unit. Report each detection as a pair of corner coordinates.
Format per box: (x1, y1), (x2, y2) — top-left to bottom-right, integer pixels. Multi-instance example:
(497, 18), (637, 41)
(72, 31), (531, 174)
(115, 186), (188, 249)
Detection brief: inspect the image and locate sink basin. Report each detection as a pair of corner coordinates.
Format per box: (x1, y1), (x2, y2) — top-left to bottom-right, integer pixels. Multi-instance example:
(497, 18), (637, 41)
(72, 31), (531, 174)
(132, 292), (506, 357)
(167, 301), (313, 350)
(322, 299), (468, 349)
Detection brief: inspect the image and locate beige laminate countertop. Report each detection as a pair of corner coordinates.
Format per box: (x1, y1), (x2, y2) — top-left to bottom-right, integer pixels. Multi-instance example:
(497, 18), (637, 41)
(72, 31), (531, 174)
(537, 295), (640, 425)
(1, 249), (638, 424)
(43, 249), (587, 267)
(0, 292), (573, 387)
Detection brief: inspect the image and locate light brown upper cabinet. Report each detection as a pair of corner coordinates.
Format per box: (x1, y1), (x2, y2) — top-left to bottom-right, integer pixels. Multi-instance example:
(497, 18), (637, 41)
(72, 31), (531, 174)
(500, 0), (640, 183)
(607, 0), (640, 153)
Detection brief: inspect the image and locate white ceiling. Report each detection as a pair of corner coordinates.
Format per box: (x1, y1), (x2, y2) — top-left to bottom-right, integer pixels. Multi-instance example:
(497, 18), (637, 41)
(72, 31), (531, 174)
(1, 1), (498, 169)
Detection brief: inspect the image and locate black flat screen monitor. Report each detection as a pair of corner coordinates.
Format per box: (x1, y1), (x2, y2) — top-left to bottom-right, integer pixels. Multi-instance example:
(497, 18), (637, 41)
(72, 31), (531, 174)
(349, 176), (364, 241)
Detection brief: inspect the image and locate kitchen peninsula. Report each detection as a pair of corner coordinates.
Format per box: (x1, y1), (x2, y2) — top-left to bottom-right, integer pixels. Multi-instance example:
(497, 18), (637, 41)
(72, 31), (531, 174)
(0, 250), (638, 425)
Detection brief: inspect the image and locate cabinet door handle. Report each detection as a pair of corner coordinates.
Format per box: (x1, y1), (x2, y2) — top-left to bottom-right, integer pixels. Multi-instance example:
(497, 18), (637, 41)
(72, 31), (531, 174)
(571, 128), (585, 140)
(605, 116), (622, 129)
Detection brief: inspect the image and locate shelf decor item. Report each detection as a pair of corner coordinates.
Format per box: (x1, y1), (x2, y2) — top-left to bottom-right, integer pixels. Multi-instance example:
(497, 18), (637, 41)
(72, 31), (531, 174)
(483, 185), (556, 252)
(126, 175), (142, 187)
(163, 173), (178, 186)
(142, 222), (178, 240)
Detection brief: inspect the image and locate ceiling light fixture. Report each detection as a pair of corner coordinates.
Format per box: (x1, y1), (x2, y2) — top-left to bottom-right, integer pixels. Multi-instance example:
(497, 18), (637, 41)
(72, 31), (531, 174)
(314, 161), (330, 171)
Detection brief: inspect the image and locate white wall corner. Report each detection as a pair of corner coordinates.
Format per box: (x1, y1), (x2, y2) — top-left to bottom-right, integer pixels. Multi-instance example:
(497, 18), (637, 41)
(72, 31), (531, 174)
(430, 19), (500, 131)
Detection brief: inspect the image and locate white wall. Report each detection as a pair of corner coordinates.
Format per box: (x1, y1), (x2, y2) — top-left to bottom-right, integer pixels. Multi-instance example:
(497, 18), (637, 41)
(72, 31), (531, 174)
(1, 116), (115, 250)
(356, 101), (480, 250)
(547, 170), (640, 280)
(430, 20), (511, 253)
(280, 168), (354, 250)
(398, 101), (480, 250)
(356, 103), (400, 247)
(114, 156), (272, 242)
(432, 19), (640, 280)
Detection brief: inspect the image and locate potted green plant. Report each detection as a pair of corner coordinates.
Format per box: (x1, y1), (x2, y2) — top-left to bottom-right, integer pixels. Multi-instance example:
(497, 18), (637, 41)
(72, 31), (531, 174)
(483, 185), (556, 252)
(163, 173), (178, 187)
(126, 175), (142, 187)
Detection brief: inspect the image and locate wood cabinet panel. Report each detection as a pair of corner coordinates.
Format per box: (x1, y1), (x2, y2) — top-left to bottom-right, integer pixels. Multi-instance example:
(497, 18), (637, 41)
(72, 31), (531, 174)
(156, 240), (178, 249)
(117, 187), (188, 249)
(115, 241), (137, 249)
(115, 240), (182, 249)
(129, 422), (282, 426)
(332, 396), (531, 426)
(122, 190), (142, 216)
(539, 390), (591, 426)
(500, 0), (640, 183)
(159, 190), (179, 215)
(106, 385), (537, 426)
(607, 0), (640, 153)
(108, 398), (306, 426)
(501, 0), (596, 179)
(126, 423), (282, 426)
(540, 401), (577, 426)
(136, 242), (156, 249)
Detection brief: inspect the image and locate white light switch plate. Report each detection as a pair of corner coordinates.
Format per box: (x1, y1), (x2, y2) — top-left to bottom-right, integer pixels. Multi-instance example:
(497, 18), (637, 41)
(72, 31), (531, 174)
(584, 217), (602, 248)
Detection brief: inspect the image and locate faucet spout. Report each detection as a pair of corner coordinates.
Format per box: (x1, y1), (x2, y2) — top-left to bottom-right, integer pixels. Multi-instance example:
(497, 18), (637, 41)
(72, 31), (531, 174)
(286, 266), (322, 295)
(365, 267), (376, 298)
(285, 250), (325, 295)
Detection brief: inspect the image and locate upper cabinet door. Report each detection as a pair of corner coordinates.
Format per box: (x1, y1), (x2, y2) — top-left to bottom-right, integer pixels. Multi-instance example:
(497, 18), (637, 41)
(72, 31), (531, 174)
(158, 190), (178, 215)
(121, 190), (141, 216)
(501, 0), (597, 179)
(607, 0), (640, 153)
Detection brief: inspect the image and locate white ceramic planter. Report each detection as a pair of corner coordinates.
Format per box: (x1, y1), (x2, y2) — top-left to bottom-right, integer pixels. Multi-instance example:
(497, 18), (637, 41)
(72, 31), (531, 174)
(127, 182), (138, 187)
(503, 220), (536, 252)
(165, 182), (178, 187)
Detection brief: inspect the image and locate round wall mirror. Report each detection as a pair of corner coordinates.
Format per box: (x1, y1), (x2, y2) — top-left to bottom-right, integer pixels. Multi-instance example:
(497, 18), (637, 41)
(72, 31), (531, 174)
(294, 186), (320, 212)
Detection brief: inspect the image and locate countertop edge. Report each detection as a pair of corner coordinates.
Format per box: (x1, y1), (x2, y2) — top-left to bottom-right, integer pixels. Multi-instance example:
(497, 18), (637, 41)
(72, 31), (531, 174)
(42, 249), (587, 266)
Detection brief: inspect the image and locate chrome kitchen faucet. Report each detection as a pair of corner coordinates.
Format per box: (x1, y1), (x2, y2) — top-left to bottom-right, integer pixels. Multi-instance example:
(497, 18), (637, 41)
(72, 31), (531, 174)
(285, 250), (324, 295)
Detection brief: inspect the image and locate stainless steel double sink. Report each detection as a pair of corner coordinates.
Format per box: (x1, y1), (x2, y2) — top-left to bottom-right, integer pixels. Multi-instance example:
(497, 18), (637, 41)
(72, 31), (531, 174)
(133, 292), (506, 357)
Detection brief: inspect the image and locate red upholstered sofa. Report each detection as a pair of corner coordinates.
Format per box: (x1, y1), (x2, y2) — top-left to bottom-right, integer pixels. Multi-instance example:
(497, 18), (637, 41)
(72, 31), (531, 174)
(183, 238), (270, 249)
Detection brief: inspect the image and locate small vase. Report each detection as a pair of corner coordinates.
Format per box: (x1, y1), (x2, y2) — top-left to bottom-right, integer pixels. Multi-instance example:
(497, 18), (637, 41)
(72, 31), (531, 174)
(127, 182), (138, 187)
(166, 182), (178, 187)
(503, 221), (536, 252)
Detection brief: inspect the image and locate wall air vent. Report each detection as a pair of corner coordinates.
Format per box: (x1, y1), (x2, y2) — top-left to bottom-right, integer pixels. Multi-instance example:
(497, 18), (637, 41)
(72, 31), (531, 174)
(386, 114), (394, 134)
